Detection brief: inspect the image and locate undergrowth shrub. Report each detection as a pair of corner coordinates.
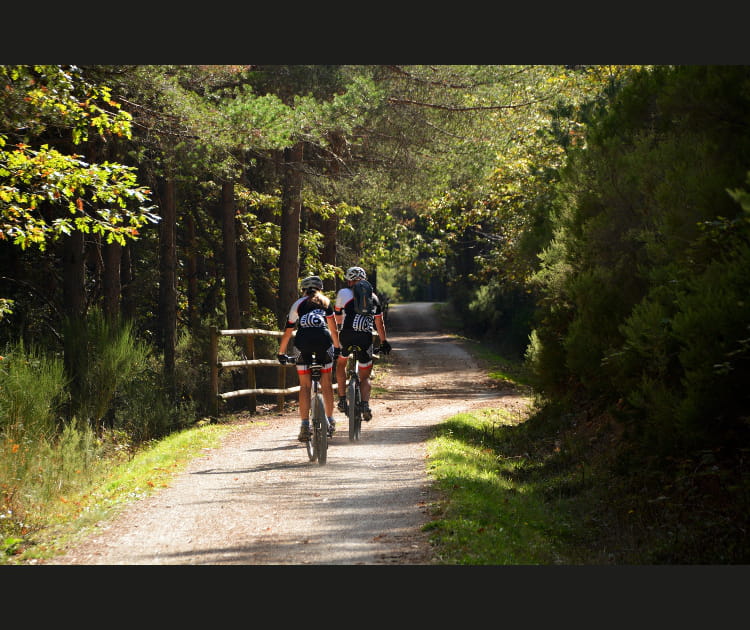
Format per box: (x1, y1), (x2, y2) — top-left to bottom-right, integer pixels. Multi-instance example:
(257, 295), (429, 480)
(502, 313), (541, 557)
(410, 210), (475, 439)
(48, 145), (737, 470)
(460, 281), (535, 358)
(115, 354), (195, 443)
(671, 241), (750, 449)
(1, 412), (106, 553)
(0, 341), (67, 442)
(62, 308), (150, 431)
(615, 230), (750, 455)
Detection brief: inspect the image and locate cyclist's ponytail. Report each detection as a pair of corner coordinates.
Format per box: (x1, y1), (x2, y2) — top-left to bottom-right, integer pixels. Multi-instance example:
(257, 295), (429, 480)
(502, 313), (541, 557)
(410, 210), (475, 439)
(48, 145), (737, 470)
(307, 290), (330, 308)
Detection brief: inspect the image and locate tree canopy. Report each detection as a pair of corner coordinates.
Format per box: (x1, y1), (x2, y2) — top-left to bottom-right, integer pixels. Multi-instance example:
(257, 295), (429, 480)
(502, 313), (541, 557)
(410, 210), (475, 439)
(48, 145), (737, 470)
(2, 64), (747, 463)
(0, 66), (157, 252)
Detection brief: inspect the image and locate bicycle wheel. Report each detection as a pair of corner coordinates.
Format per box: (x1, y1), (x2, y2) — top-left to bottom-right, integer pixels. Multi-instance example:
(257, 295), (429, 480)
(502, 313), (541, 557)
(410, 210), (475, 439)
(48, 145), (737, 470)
(305, 420), (315, 462)
(347, 378), (361, 442)
(312, 391), (327, 465)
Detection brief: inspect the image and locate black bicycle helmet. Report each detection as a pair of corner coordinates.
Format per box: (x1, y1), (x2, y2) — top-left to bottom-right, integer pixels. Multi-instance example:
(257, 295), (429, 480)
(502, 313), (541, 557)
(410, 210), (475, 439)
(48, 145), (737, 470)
(300, 275), (323, 290)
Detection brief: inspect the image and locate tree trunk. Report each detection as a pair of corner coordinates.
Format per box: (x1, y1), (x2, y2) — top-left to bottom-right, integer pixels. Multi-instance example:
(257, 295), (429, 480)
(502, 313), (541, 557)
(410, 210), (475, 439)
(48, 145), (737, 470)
(185, 211), (200, 332)
(158, 176), (177, 392)
(102, 240), (122, 323)
(62, 230), (86, 322)
(241, 165), (278, 315)
(120, 241), (135, 322)
(236, 218), (251, 327)
(61, 230), (86, 418)
(278, 142), (304, 325)
(221, 180), (242, 330)
(323, 131), (344, 293)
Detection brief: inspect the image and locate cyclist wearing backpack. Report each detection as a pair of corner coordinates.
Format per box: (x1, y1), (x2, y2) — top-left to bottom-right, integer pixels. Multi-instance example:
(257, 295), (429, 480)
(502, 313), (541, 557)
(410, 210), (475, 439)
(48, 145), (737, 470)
(277, 275), (342, 441)
(334, 266), (392, 421)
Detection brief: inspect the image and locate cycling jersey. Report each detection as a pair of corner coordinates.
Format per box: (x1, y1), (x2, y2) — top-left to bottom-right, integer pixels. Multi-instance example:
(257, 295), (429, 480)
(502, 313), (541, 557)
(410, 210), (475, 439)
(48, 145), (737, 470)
(335, 287), (383, 333)
(335, 286), (383, 368)
(286, 295), (334, 329)
(286, 296), (336, 372)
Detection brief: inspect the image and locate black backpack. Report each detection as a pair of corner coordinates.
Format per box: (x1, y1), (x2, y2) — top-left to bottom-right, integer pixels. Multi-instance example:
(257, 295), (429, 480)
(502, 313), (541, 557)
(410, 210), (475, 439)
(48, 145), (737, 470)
(352, 280), (376, 315)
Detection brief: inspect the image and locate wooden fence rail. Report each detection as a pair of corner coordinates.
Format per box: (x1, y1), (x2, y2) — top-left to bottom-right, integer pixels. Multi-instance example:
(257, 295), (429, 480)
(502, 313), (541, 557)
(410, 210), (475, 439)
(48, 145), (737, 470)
(210, 326), (290, 416)
(209, 324), (383, 417)
(209, 325), (346, 416)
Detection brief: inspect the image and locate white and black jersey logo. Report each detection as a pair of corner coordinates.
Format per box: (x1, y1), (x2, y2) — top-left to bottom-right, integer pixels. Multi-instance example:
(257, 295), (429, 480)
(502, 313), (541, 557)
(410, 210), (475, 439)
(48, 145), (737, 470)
(299, 309), (327, 328)
(351, 313), (373, 332)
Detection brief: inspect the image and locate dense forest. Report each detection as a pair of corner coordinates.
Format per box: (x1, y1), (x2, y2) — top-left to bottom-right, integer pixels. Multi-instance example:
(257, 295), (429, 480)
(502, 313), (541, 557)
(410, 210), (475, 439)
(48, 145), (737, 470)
(2, 65), (749, 562)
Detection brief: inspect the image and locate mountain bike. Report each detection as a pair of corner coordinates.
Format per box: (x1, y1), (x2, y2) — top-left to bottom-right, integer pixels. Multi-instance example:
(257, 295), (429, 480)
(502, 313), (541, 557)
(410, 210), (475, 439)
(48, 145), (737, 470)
(342, 344), (380, 442)
(283, 353), (328, 465)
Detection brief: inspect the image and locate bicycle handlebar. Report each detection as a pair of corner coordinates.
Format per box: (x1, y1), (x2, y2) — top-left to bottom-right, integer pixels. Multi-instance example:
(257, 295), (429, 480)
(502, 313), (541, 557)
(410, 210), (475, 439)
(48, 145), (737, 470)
(278, 353), (325, 366)
(279, 343), (386, 366)
(341, 345), (381, 360)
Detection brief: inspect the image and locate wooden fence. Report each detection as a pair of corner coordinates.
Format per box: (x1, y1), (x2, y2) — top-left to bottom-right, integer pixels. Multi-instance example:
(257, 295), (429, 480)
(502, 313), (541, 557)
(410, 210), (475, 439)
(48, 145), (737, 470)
(209, 326), (295, 416)
(209, 325), (383, 417)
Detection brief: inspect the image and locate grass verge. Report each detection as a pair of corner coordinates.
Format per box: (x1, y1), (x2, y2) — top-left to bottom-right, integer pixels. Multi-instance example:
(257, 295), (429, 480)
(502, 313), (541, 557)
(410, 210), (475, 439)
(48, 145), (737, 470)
(3, 421), (242, 564)
(424, 408), (575, 564)
(423, 301), (750, 564)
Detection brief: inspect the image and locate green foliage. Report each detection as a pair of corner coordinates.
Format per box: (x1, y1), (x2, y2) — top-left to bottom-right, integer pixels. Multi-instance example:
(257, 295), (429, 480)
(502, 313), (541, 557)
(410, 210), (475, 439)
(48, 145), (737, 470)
(115, 362), (194, 443)
(562, 267), (634, 394)
(0, 65), (158, 251)
(669, 243), (749, 448)
(62, 308), (151, 430)
(0, 142), (158, 250)
(0, 416), (105, 558)
(425, 408), (577, 564)
(0, 341), (68, 442)
(0, 297), (12, 320)
(609, 282), (680, 396)
(529, 65), (750, 458)
(374, 262), (402, 302)
(454, 281), (537, 359)
(0, 65), (133, 142)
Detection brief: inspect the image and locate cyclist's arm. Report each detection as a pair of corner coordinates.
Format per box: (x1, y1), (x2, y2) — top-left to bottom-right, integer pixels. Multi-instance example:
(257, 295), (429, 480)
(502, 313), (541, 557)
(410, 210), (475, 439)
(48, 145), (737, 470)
(374, 313), (387, 345)
(334, 288), (350, 329)
(372, 293), (388, 344)
(324, 302), (341, 348)
(327, 314), (341, 348)
(279, 297), (306, 355)
(278, 322), (295, 355)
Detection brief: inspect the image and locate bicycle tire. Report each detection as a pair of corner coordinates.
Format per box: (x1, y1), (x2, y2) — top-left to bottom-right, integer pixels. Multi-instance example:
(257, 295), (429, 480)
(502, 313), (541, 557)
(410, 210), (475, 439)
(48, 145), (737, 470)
(305, 424), (315, 462)
(347, 378), (361, 442)
(312, 391), (327, 465)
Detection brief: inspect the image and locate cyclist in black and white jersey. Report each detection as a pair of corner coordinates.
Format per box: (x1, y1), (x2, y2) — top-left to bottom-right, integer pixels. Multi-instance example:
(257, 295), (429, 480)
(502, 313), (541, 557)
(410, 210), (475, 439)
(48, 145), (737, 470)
(334, 266), (391, 421)
(278, 275), (342, 441)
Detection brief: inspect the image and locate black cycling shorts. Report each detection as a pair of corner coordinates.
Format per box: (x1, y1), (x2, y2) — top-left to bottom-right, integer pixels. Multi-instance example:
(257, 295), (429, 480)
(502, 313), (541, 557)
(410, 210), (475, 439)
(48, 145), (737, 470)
(293, 328), (334, 371)
(339, 329), (374, 367)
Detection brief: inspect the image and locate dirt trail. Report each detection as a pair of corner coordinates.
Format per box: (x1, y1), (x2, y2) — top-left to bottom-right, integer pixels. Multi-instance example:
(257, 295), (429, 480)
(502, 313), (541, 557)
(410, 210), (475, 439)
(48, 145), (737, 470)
(44, 302), (530, 565)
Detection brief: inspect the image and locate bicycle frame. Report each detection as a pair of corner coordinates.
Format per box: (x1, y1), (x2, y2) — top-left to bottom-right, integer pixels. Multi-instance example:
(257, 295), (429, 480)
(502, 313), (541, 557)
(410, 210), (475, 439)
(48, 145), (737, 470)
(344, 346), (363, 442)
(285, 353), (328, 465)
(307, 358), (328, 464)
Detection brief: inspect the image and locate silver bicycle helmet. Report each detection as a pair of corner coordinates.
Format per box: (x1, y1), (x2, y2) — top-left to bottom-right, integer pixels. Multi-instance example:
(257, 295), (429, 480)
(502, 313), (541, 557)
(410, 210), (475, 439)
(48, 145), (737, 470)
(345, 266), (367, 282)
(300, 275), (323, 290)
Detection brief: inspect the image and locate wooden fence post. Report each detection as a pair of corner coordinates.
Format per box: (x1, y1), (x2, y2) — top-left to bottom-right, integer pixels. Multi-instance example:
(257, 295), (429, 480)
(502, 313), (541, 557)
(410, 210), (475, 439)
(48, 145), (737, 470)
(210, 326), (218, 416)
(211, 327), (296, 416)
(278, 363), (286, 411)
(245, 333), (256, 413)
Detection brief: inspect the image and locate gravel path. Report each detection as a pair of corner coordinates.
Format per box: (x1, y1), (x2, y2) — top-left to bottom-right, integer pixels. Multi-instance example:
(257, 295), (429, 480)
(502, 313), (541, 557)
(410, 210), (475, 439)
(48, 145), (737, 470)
(44, 302), (530, 565)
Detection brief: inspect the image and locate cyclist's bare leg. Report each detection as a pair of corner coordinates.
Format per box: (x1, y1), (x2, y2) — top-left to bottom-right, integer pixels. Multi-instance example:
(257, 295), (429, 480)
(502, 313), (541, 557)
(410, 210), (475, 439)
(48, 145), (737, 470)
(358, 363), (373, 402)
(335, 355), (347, 393)
(320, 369), (335, 417)
(297, 371), (312, 420)
(335, 356), (349, 412)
